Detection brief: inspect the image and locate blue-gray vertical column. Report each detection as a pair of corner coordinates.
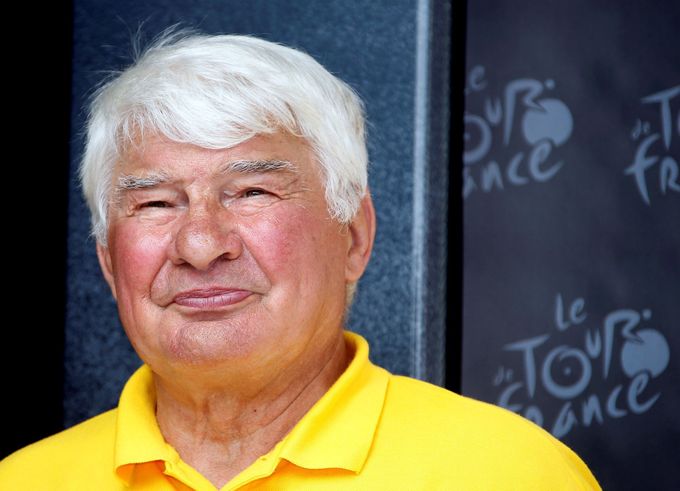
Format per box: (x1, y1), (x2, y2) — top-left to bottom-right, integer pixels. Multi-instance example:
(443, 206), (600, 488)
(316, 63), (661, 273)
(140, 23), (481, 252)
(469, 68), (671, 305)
(66, 0), (450, 425)
(462, 1), (679, 489)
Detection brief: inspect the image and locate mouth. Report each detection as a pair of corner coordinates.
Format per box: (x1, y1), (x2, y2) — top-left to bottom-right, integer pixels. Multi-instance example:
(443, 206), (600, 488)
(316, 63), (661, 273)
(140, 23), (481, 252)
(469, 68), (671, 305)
(172, 288), (253, 310)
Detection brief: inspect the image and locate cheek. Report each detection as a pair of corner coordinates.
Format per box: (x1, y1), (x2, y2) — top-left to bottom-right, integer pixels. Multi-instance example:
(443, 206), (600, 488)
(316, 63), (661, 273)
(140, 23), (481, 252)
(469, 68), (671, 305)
(110, 225), (169, 294)
(241, 213), (300, 271)
(240, 206), (347, 283)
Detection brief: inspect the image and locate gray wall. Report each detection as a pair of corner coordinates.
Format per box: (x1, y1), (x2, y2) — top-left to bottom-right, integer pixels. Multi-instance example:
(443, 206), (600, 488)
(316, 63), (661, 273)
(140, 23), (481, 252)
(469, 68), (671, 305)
(66, 0), (450, 426)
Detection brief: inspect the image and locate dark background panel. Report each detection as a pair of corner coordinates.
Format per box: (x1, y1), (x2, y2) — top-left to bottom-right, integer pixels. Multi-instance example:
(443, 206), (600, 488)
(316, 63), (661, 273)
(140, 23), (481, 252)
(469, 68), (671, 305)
(0, 2), (72, 458)
(445, 0), (467, 393)
(462, 1), (679, 489)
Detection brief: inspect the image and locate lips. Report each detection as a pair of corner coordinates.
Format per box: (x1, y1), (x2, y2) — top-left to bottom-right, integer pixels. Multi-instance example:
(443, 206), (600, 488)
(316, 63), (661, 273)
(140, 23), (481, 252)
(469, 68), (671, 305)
(173, 288), (253, 309)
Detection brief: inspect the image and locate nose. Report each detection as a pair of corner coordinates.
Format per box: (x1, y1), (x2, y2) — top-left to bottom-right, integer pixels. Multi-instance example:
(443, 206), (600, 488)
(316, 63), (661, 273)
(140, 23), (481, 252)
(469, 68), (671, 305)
(169, 204), (243, 271)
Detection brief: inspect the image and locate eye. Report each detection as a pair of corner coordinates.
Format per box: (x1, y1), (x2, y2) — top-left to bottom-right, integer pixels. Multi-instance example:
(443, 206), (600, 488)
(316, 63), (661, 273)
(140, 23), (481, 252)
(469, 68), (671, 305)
(141, 201), (170, 208)
(243, 188), (268, 198)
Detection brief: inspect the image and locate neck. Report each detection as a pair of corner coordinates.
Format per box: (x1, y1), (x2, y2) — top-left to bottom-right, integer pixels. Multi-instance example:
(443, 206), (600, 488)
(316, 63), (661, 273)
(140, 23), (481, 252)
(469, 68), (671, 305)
(153, 330), (349, 488)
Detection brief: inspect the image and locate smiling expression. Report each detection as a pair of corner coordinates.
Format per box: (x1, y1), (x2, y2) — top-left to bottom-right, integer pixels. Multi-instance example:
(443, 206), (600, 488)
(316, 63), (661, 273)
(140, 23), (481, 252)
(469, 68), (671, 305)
(97, 131), (365, 377)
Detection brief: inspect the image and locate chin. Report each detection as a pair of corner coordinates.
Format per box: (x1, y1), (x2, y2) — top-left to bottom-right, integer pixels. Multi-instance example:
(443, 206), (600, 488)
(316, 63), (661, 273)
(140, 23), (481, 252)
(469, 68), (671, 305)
(160, 319), (278, 367)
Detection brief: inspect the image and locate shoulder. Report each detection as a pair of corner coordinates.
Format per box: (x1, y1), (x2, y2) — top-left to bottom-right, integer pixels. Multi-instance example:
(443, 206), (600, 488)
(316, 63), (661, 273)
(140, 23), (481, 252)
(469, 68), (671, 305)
(0, 409), (119, 488)
(384, 374), (558, 443)
(375, 375), (600, 489)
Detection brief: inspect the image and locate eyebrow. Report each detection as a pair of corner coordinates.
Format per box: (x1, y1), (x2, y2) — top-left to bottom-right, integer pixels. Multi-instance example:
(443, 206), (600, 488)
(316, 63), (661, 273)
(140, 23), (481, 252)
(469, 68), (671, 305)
(114, 159), (298, 196)
(220, 159), (297, 175)
(115, 171), (171, 193)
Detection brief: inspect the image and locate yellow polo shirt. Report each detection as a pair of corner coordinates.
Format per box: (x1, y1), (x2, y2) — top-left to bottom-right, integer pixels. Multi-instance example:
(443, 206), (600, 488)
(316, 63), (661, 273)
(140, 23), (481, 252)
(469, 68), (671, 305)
(1, 332), (600, 490)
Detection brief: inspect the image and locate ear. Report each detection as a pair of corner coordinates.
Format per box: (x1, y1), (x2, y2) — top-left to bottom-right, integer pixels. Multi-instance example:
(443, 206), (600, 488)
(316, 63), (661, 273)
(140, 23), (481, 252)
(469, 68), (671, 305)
(345, 192), (376, 283)
(96, 242), (118, 301)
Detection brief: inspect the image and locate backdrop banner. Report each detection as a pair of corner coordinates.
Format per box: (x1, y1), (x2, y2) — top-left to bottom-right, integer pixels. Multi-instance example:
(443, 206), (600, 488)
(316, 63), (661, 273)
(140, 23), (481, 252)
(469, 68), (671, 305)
(461, 1), (679, 489)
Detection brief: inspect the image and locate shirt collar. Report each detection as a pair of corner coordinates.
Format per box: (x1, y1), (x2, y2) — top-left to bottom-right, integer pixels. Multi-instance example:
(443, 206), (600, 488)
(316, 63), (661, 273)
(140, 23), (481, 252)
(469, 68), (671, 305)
(114, 364), (175, 484)
(276, 331), (389, 473)
(113, 331), (389, 482)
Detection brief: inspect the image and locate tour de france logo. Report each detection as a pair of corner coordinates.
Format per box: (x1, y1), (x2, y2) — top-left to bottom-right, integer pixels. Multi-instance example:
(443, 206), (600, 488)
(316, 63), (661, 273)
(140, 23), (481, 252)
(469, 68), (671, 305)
(463, 65), (573, 199)
(625, 85), (680, 204)
(492, 293), (670, 439)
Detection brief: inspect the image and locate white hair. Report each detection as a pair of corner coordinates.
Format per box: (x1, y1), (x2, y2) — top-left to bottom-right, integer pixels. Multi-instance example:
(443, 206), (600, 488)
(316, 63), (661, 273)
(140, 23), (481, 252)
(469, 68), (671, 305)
(80, 30), (368, 244)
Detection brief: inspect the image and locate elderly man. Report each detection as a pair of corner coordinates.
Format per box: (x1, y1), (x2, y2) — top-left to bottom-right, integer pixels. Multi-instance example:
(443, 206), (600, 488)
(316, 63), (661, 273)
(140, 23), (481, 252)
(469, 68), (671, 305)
(0, 32), (599, 490)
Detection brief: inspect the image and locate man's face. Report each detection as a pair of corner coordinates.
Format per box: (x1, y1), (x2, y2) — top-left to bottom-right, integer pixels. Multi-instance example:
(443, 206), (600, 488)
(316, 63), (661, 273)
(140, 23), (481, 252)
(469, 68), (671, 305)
(97, 131), (373, 378)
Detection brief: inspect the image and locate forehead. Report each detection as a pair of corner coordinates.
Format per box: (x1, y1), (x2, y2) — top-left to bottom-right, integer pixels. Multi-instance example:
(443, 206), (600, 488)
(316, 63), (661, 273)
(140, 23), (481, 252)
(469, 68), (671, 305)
(117, 131), (317, 178)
